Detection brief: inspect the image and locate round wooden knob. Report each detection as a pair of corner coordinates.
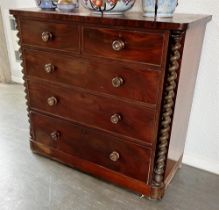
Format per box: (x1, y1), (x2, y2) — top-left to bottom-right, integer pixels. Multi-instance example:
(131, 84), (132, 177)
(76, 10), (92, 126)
(111, 113), (122, 124)
(44, 63), (55, 74)
(109, 151), (120, 162)
(112, 76), (124, 88)
(42, 31), (53, 42)
(47, 96), (58, 106)
(50, 131), (60, 141)
(112, 40), (125, 51)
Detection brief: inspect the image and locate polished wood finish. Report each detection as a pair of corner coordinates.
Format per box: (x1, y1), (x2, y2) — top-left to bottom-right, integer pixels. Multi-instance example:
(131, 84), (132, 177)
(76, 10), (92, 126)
(20, 19), (80, 52)
(23, 49), (162, 106)
(10, 8), (211, 200)
(27, 79), (157, 145)
(10, 8), (211, 30)
(152, 31), (184, 188)
(30, 140), (153, 196)
(31, 112), (152, 182)
(83, 27), (168, 66)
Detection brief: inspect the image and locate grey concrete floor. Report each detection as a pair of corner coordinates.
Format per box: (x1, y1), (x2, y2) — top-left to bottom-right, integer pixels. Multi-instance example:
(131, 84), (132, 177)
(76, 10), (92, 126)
(0, 83), (218, 210)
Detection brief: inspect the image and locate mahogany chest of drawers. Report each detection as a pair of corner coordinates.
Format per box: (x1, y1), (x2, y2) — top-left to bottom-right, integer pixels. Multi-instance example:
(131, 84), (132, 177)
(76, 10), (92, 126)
(10, 8), (211, 199)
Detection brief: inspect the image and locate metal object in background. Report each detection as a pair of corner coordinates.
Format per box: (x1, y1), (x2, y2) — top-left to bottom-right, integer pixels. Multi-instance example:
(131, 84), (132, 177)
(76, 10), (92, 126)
(81, 0), (136, 15)
(154, 0), (158, 20)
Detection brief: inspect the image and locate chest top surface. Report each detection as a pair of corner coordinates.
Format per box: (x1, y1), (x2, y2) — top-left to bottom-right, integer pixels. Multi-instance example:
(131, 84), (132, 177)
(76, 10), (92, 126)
(10, 8), (211, 30)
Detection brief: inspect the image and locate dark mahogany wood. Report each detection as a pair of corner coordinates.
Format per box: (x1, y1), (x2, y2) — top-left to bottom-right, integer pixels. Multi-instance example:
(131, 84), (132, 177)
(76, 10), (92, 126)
(27, 79), (157, 145)
(10, 8), (211, 30)
(20, 19), (80, 52)
(31, 112), (152, 182)
(30, 140), (153, 196)
(10, 8), (212, 200)
(24, 48), (162, 106)
(83, 27), (169, 66)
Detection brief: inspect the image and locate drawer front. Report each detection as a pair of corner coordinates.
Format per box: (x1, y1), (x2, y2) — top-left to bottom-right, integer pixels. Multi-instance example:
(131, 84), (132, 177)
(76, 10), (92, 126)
(31, 112), (152, 182)
(83, 27), (168, 66)
(24, 49), (162, 106)
(28, 80), (157, 144)
(20, 20), (80, 52)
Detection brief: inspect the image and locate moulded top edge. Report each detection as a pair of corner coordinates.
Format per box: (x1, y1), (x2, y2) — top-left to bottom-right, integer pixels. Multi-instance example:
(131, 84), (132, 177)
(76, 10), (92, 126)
(10, 8), (212, 31)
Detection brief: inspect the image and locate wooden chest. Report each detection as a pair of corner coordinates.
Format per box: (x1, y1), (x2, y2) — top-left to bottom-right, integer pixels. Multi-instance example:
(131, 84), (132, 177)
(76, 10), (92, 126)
(10, 8), (211, 199)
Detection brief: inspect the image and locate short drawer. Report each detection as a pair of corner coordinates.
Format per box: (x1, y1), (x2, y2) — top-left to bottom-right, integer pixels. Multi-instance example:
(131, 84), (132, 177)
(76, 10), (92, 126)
(24, 49), (162, 106)
(28, 80), (157, 144)
(83, 27), (169, 66)
(31, 112), (152, 182)
(20, 19), (80, 52)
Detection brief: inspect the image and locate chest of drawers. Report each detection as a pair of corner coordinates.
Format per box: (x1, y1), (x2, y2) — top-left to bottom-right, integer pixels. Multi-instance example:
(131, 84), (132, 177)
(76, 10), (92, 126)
(10, 9), (211, 199)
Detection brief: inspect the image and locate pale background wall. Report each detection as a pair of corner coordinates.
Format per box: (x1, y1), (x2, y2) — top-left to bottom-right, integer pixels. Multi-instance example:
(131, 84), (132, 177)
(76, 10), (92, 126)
(1, 0), (218, 174)
(0, 7), (11, 82)
(173, 0), (219, 175)
(0, 0), (35, 83)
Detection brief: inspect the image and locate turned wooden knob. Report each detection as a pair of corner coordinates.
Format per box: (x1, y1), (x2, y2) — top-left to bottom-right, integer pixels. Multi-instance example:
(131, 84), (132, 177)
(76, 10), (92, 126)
(47, 96), (58, 106)
(44, 63), (55, 74)
(112, 40), (125, 51)
(50, 131), (60, 141)
(42, 31), (53, 42)
(111, 113), (122, 124)
(112, 76), (124, 88)
(109, 151), (120, 162)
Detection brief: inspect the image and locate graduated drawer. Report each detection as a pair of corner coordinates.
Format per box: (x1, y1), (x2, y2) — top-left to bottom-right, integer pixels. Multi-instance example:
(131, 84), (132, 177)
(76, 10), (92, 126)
(28, 80), (157, 145)
(19, 19), (80, 52)
(83, 27), (169, 66)
(24, 49), (162, 106)
(31, 112), (152, 182)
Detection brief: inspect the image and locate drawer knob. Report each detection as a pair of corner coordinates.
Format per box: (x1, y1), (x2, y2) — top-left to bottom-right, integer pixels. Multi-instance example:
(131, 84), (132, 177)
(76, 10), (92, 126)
(42, 31), (53, 42)
(50, 131), (60, 141)
(44, 63), (55, 74)
(47, 96), (58, 106)
(109, 151), (120, 162)
(112, 40), (125, 51)
(112, 76), (124, 88)
(111, 113), (122, 124)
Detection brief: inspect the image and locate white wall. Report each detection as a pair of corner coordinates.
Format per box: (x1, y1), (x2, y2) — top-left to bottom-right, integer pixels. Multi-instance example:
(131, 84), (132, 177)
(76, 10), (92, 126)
(0, 0), (36, 83)
(2, 0), (219, 174)
(134, 0), (219, 175)
(1, 0), (19, 82)
(175, 0), (219, 175)
(0, 7), (11, 82)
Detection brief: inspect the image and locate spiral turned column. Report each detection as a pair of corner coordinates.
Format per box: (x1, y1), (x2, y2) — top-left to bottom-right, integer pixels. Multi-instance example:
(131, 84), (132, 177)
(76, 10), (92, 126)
(153, 31), (184, 188)
(14, 17), (33, 140)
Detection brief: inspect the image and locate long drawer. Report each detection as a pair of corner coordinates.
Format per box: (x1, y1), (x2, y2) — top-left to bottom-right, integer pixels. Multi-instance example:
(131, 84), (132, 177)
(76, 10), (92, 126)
(24, 49), (162, 106)
(31, 112), (152, 182)
(27, 80), (157, 145)
(19, 19), (80, 52)
(83, 27), (169, 66)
